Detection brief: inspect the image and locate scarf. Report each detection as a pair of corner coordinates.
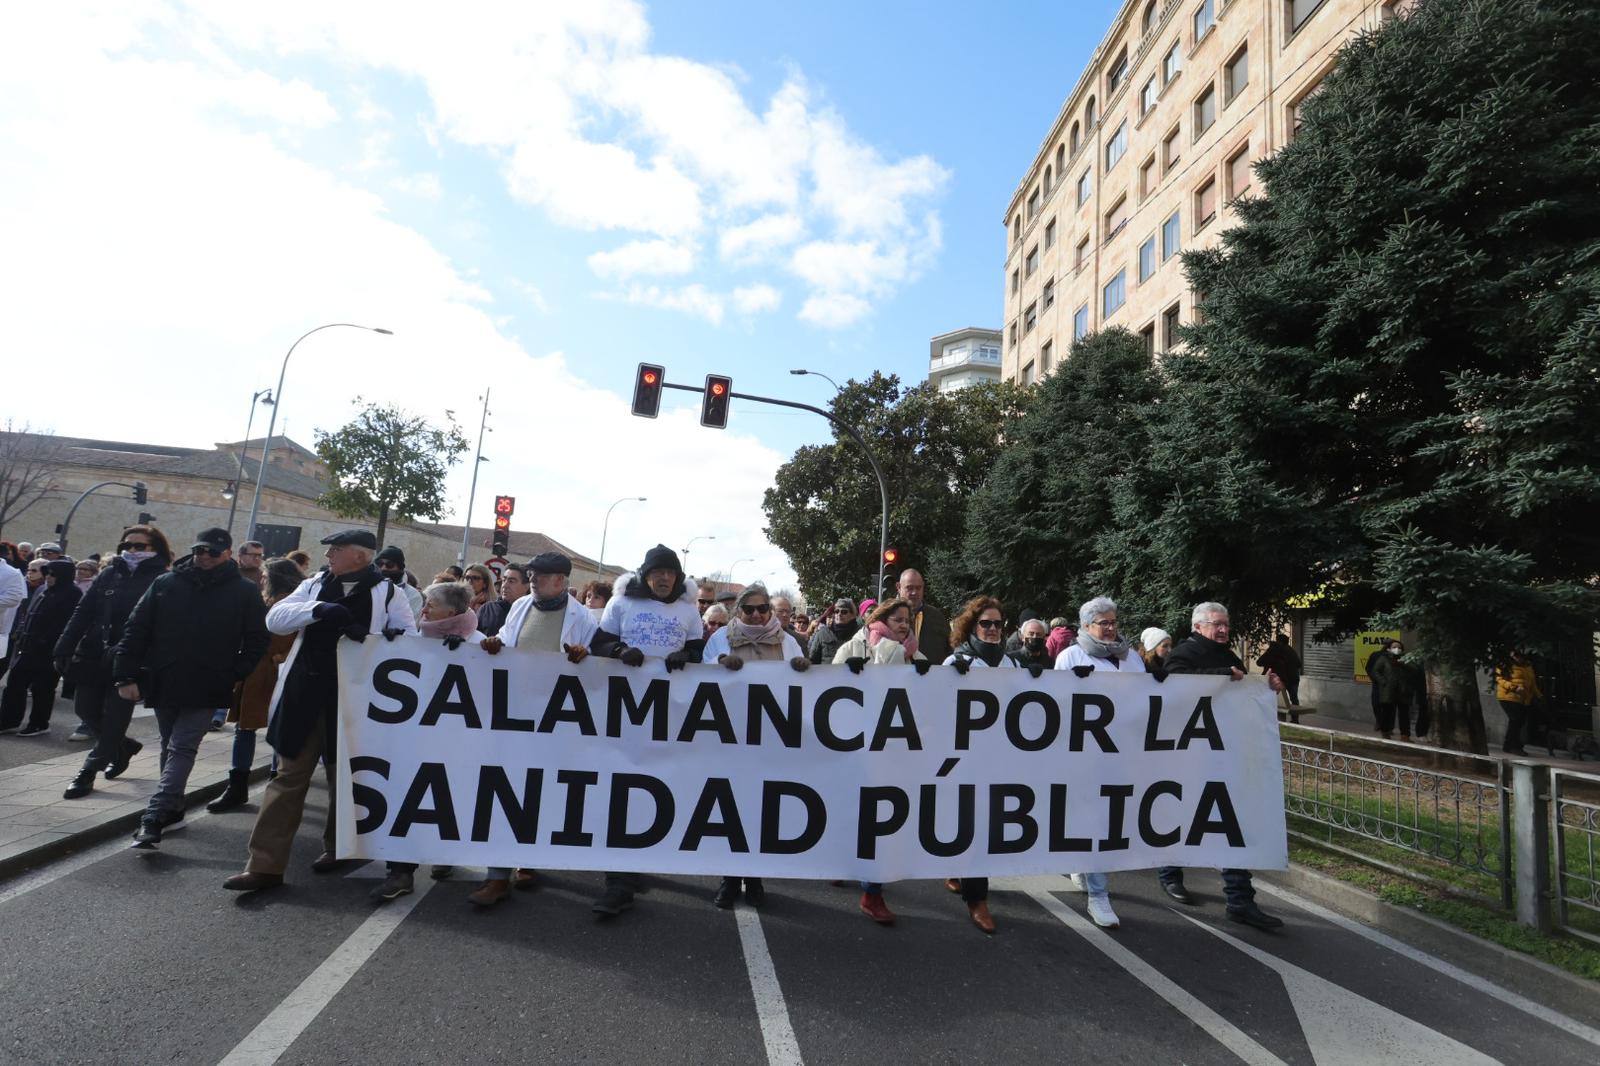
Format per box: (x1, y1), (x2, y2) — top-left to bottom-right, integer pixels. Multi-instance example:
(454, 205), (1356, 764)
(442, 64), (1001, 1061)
(728, 615), (783, 648)
(121, 550), (156, 567)
(958, 635), (1006, 668)
(1077, 629), (1132, 663)
(532, 593), (569, 612)
(420, 608), (479, 640)
(866, 620), (918, 660)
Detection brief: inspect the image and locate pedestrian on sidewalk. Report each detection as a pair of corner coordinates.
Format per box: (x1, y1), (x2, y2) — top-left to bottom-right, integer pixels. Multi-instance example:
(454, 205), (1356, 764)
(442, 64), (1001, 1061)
(112, 528), (268, 848)
(223, 529), (415, 894)
(1495, 651), (1543, 757)
(1155, 601), (1287, 931)
(207, 558), (302, 813)
(1369, 639), (1418, 741)
(0, 559), (82, 737)
(56, 525), (171, 799)
(1256, 633), (1302, 707)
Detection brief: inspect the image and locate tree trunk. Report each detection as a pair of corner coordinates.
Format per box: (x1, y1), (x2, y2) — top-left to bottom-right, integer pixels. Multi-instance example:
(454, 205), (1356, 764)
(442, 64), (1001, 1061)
(375, 503), (390, 549)
(1425, 661), (1489, 756)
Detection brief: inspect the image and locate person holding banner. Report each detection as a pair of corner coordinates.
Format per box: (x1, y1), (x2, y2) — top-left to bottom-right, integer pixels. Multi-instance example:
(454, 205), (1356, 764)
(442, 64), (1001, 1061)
(1155, 601), (1286, 930)
(833, 597), (928, 924)
(701, 582), (810, 911)
(942, 596), (1018, 934)
(588, 544), (705, 917)
(223, 529), (417, 895)
(472, 552), (595, 907)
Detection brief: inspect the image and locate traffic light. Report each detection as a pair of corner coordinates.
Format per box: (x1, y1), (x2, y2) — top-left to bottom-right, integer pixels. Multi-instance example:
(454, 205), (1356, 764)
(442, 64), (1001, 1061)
(494, 495), (515, 519)
(133, 481), (148, 506)
(632, 363), (665, 418)
(883, 547), (899, 567)
(492, 514), (510, 557)
(701, 374), (732, 429)
(880, 546), (900, 597)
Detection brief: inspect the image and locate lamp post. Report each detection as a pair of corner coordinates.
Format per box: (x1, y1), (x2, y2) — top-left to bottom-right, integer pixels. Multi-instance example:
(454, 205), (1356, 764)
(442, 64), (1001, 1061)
(225, 388), (275, 538)
(725, 557), (754, 584)
(456, 388), (491, 568)
(682, 534), (715, 569)
(596, 496), (646, 580)
(789, 368), (843, 394)
(244, 323), (392, 542)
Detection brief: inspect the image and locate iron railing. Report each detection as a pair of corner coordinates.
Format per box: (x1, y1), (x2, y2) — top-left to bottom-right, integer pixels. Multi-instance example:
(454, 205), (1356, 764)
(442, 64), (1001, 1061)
(1552, 768), (1600, 945)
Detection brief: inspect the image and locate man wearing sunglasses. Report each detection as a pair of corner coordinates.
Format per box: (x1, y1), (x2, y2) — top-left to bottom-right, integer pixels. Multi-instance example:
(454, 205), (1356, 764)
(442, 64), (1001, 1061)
(111, 527), (269, 848)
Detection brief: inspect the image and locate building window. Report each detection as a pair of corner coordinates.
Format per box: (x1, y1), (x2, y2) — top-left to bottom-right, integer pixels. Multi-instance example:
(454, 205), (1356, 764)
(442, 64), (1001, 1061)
(1140, 76), (1158, 118)
(1141, 322), (1156, 357)
(1022, 360), (1035, 386)
(1107, 49), (1129, 96)
(1138, 236), (1156, 282)
(1139, 154), (1157, 200)
(1106, 120), (1127, 170)
(1077, 169), (1092, 206)
(1070, 121), (1081, 154)
(1194, 85), (1216, 137)
(1043, 278), (1056, 310)
(1044, 166), (1053, 194)
(1227, 146), (1252, 198)
(1290, 0), (1326, 32)
(1104, 195), (1129, 241)
(1288, 77), (1325, 141)
(1196, 177), (1217, 230)
(1024, 301), (1038, 334)
(1162, 125), (1181, 173)
(1026, 244), (1040, 277)
(1041, 340), (1054, 375)
(1074, 303), (1090, 340)
(1011, 269), (1020, 294)
(1056, 143), (1066, 173)
(1103, 270), (1127, 318)
(1142, 1), (1158, 35)
(1075, 236), (1090, 271)
(1194, 0), (1215, 40)
(1086, 96), (1097, 128)
(1163, 41), (1182, 84)
(1161, 210), (1181, 260)
(1027, 186), (1041, 220)
(1009, 320), (1018, 348)
(1044, 218), (1057, 250)
(1225, 46), (1249, 104)
(1161, 302), (1182, 350)
(1013, 214), (1021, 245)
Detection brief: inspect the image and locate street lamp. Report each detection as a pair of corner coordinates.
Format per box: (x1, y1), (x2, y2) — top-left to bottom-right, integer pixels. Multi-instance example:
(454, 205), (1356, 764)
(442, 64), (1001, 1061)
(725, 557), (754, 584)
(789, 368), (843, 394)
(682, 534), (715, 568)
(225, 388), (274, 537)
(244, 323), (392, 542)
(456, 389), (492, 568)
(596, 496), (647, 579)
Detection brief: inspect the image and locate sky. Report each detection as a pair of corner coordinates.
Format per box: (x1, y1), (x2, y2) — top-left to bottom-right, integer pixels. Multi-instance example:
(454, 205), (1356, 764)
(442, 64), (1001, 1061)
(1, 0), (1121, 596)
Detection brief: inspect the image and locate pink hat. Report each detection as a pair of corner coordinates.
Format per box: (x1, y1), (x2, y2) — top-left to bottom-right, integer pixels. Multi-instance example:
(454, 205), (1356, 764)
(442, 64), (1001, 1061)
(858, 598), (877, 618)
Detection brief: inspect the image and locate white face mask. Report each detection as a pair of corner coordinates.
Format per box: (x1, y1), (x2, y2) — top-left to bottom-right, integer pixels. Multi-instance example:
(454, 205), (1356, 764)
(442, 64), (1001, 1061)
(121, 550), (156, 566)
(1389, 647), (1402, 656)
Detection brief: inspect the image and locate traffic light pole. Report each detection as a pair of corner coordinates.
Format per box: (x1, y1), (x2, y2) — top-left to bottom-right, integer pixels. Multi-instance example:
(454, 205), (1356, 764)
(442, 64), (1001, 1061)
(56, 480), (147, 554)
(661, 381), (889, 598)
(457, 387), (491, 568)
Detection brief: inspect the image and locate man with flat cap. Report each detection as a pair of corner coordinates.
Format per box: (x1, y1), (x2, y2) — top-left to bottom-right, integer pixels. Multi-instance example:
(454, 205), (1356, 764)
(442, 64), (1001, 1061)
(223, 529), (416, 892)
(112, 527), (268, 848)
(470, 552), (596, 906)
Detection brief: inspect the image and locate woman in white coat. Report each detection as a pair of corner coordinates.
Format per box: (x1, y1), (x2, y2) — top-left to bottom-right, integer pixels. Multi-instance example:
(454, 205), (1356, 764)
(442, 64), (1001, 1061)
(1053, 595), (1143, 929)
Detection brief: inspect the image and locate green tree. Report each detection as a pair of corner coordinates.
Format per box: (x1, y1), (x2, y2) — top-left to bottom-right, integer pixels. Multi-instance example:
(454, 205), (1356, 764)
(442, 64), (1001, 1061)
(762, 373), (1030, 606)
(1143, 0), (1600, 751)
(933, 328), (1164, 619)
(314, 398), (470, 546)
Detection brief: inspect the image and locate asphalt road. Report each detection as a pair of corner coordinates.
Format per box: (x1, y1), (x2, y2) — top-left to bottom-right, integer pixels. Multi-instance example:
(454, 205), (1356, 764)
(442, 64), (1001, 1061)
(2, 779), (1597, 1066)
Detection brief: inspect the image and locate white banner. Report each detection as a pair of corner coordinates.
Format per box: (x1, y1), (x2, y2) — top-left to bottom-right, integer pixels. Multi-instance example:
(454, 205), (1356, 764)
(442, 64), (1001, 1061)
(335, 638), (1287, 880)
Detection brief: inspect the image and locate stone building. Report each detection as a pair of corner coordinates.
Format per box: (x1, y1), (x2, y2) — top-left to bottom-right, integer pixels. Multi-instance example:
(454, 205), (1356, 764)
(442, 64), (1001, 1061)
(1002, 0), (1416, 385)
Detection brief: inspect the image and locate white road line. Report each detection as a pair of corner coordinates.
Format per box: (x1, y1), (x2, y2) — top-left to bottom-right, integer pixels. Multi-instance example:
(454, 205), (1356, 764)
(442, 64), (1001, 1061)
(1004, 877), (1288, 1066)
(1255, 881), (1600, 1047)
(733, 907), (805, 1066)
(217, 878), (435, 1066)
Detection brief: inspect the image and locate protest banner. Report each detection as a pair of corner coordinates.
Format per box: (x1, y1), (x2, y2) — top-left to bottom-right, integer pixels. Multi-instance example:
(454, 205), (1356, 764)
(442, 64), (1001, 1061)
(335, 638), (1287, 881)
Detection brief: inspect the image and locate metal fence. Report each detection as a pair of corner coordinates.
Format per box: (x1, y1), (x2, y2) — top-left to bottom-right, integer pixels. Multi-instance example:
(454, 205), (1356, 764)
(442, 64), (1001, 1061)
(1280, 727), (1512, 907)
(1552, 769), (1600, 945)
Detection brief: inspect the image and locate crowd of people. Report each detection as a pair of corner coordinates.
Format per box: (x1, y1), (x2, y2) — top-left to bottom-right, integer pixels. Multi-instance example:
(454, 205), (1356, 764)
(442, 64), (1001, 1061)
(0, 525), (1333, 938)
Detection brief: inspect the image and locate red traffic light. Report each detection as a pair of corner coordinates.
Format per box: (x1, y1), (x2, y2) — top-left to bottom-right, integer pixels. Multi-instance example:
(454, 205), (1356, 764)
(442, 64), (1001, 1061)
(883, 547), (899, 564)
(494, 515), (511, 531)
(710, 381), (726, 396)
(701, 374), (732, 429)
(643, 370), (658, 385)
(494, 495), (515, 516)
(633, 363), (665, 418)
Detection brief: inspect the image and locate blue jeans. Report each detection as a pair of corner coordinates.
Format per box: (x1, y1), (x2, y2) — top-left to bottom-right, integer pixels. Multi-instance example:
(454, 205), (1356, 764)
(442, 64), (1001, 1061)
(230, 728), (257, 772)
(1077, 871), (1108, 895)
(1158, 865), (1255, 907)
(860, 881), (883, 893)
(144, 706), (212, 822)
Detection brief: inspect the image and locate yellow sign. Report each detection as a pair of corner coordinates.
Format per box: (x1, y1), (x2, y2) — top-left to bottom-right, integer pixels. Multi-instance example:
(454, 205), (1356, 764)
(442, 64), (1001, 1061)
(1354, 630), (1400, 682)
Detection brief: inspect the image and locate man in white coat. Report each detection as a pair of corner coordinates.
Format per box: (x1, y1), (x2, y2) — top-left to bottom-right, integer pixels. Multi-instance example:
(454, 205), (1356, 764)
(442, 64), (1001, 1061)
(0, 555), (25, 661)
(222, 529), (416, 893)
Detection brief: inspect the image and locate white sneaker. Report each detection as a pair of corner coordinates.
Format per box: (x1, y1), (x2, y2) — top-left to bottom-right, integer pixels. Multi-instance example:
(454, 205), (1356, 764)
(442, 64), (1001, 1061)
(68, 730), (93, 742)
(1067, 873), (1087, 892)
(1086, 893), (1121, 929)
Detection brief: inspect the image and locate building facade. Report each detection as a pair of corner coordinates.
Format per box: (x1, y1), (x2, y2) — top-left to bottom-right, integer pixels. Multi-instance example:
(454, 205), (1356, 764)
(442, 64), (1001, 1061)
(927, 327), (1004, 393)
(1002, 0), (1414, 384)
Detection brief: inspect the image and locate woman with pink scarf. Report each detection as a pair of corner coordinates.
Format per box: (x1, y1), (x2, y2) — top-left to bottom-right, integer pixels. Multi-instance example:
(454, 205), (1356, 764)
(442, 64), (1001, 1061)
(831, 597), (926, 924)
(417, 581), (482, 647)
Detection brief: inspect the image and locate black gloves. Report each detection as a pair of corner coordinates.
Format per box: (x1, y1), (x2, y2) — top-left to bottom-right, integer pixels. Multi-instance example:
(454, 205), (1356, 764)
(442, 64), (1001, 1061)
(949, 657), (971, 675)
(619, 647), (645, 667)
(1026, 662), (1045, 678)
(1071, 665), (1094, 678)
(383, 627), (407, 641)
(664, 650), (689, 672)
(443, 635), (465, 650)
(789, 657), (810, 672)
(313, 603), (353, 628)
(344, 623), (368, 643)
(54, 657), (71, 676)
(844, 656), (867, 675)
(1149, 666), (1168, 683)
(912, 659), (932, 676)
(720, 655), (744, 671)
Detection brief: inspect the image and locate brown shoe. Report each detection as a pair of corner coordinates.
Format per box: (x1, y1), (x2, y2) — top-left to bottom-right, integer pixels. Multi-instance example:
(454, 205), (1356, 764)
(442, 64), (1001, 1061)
(467, 879), (511, 907)
(943, 878), (963, 894)
(223, 871), (283, 892)
(511, 868), (538, 891)
(968, 900), (996, 934)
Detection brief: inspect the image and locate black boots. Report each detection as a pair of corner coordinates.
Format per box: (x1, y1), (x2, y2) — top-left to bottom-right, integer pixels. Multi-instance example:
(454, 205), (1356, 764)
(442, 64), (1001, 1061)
(207, 769), (250, 813)
(63, 760), (102, 799)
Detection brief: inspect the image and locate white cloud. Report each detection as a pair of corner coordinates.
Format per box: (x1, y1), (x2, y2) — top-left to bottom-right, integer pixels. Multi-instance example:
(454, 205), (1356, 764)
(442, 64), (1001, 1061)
(719, 212), (804, 264)
(797, 292), (872, 328)
(507, 278), (550, 313)
(612, 283), (725, 324)
(587, 238), (696, 280)
(390, 171), (442, 199)
(732, 284), (781, 315)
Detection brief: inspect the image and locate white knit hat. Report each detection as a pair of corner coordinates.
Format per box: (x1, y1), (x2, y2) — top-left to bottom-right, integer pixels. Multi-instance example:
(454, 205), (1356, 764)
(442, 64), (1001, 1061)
(1140, 627), (1171, 652)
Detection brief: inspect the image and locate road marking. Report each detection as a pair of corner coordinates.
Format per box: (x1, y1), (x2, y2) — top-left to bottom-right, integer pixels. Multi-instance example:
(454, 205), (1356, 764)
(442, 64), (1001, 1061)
(1255, 881), (1600, 1047)
(1003, 877), (1287, 1066)
(217, 877), (435, 1066)
(733, 907), (805, 1066)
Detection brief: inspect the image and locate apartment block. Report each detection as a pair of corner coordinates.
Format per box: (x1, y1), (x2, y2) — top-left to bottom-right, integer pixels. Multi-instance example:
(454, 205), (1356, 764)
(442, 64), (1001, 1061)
(928, 327), (1004, 392)
(1002, 0), (1417, 384)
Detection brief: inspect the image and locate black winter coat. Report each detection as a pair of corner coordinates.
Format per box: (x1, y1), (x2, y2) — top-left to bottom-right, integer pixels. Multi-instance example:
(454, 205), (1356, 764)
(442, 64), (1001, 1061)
(111, 559), (269, 708)
(1165, 633), (1245, 676)
(809, 619), (859, 665)
(54, 554), (169, 670)
(12, 563), (82, 668)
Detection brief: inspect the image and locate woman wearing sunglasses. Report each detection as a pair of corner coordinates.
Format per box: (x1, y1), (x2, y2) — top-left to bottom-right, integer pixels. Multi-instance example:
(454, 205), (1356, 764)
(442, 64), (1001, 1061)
(700, 582), (810, 911)
(940, 596), (1017, 933)
(461, 564), (495, 614)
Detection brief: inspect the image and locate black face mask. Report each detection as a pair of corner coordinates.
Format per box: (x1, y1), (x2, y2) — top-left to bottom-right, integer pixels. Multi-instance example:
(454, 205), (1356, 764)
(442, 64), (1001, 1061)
(1024, 637), (1047, 654)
